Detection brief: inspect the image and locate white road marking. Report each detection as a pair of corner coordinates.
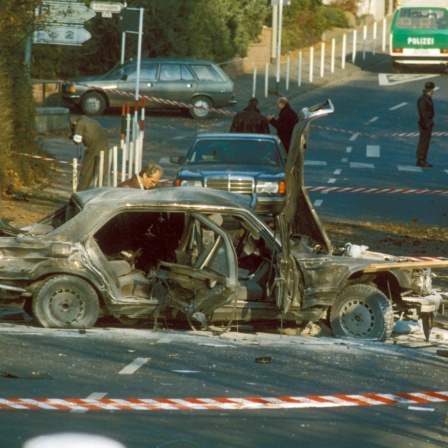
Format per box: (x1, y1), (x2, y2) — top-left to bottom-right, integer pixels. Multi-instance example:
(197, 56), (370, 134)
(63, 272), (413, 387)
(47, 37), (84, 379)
(304, 160), (327, 166)
(365, 117), (379, 125)
(341, 157), (348, 163)
(349, 133), (359, 142)
(159, 157), (171, 164)
(313, 200), (324, 207)
(445, 170), (448, 175)
(346, 147), (352, 153)
(378, 73), (439, 87)
(71, 392), (108, 414)
(119, 357), (150, 375)
(349, 162), (375, 169)
(366, 145), (380, 157)
(328, 178), (337, 183)
(398, 165), (422, 172)
(333, 169), (342, 175)
(389, 102), (407, 111)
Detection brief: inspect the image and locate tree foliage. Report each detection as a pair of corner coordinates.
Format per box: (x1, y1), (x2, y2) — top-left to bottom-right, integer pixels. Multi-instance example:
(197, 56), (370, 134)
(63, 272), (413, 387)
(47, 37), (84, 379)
(0, 0), (48, 193)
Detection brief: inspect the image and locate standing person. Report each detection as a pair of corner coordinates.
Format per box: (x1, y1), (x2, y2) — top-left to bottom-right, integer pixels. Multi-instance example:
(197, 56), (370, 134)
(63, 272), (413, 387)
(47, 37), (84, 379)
(267, 97), (299, 152)
(229, 97), (270, 134)
(70, 115), (110, 190)
(117, 163), (163, 190)
(416, 81), (436, 167)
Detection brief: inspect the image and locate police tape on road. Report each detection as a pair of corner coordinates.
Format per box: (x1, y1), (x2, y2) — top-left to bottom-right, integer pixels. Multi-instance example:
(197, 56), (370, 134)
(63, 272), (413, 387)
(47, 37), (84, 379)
(13, 153), (448, 196)
(311, 125), (448, 138)
(0, 391), (446, 411)
(306, 186), (448, 196)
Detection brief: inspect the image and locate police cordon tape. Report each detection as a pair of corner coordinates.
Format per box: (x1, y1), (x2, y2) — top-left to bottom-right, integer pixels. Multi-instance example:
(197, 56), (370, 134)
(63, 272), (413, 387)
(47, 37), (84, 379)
(310, 125), (448, 138)
(0, 390), (447, 411)
(306, 186), (448, 196)
(15, 153), (448, 196)
(80, 84), (236, 117)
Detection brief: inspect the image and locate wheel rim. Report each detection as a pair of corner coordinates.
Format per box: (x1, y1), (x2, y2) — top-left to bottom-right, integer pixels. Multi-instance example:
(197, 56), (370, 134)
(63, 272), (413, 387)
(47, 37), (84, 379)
(338, 299), (376, 338)
(192, 99), (210, 117)
(49, 286), (86, 324)
(84, 96), (101, 114)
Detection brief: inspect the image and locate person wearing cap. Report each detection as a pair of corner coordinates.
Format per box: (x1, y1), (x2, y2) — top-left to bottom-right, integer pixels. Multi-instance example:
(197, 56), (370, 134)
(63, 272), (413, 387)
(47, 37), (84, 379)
(70, 115), (110, 190)
(229, 97), (270, 134)
(416, 81), (436, 167)
(117, 162), (163, 190)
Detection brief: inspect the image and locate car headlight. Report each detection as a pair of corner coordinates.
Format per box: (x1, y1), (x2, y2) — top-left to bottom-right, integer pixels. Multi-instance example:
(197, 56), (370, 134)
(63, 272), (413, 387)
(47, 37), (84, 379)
(179, 180), (203, 187)
(256, 181), (285, 194)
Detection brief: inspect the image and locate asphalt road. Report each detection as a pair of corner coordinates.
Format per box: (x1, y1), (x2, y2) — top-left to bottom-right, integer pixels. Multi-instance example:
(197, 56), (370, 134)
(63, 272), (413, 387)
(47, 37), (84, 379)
(0, 321), (447, 448)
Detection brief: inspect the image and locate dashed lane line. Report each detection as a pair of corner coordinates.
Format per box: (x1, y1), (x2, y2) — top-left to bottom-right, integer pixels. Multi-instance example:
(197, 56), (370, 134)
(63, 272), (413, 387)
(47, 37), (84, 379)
(0, 391), (446, 411)
(119, 358), (150, 375)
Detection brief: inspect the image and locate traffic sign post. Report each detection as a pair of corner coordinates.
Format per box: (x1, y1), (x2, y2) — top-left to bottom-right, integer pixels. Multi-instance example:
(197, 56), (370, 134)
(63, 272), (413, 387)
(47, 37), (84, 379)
(34, 1), (96, 46)
(34, 25), (92, 46)
(35, 1), (96, 24)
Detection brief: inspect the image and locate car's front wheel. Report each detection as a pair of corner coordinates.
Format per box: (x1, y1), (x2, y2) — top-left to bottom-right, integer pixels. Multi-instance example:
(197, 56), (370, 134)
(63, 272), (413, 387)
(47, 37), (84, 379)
(81, 91), (107, 116)
(32, 275), (100, 329)
(189, 96), (212, 119)
(330, 284), (394, 341)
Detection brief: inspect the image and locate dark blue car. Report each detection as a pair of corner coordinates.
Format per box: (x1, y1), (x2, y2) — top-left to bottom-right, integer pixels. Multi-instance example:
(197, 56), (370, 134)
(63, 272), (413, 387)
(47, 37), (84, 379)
(172, 133), (286, 214)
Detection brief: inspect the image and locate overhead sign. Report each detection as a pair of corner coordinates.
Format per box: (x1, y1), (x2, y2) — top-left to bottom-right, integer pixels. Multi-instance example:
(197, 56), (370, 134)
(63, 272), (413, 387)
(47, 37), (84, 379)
(36, 1), (96, 24)
(33, 25), (92, 46)
(90, 2), (124, 13)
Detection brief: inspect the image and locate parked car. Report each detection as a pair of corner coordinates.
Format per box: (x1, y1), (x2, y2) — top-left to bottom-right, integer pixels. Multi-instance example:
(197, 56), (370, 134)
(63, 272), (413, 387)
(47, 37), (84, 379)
(62, 58), (236, 118)
(171, 133), (286, 215)
(0, 100), (445, 341)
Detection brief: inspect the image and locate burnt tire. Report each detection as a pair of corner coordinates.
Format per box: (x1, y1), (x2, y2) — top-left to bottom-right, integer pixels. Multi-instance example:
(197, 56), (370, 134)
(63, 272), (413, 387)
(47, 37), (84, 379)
(32, 275), (100, 329)
(330, 284), (393, 341)
(189, 96), (212, 119)
(81, 91), (107, 116)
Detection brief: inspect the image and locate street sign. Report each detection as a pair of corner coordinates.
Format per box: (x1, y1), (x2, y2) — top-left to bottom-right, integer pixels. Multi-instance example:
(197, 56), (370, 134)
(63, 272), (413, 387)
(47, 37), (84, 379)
(33, 25), (92, 46)
(36, 1), (96, 24)
(119, 8), (141, 33)
(90, 2), (124, 13)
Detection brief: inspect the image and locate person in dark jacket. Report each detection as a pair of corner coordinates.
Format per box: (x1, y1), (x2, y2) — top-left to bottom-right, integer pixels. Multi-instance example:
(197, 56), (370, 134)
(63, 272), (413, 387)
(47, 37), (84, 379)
(71, 116), (110, 191)
(267, 97), (299, 152)
(117, 162), (163, 190)
(229, 97), (270, 134)
(416, 81), (436, 167)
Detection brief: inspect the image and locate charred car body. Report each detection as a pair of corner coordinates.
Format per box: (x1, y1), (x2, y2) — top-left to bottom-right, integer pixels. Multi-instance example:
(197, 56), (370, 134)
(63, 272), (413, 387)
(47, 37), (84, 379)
(0, 101), (445, 341)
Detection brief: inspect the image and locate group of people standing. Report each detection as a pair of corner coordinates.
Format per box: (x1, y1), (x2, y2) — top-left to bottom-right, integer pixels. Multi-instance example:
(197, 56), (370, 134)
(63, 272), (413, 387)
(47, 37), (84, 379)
(229, 96), (299, 153)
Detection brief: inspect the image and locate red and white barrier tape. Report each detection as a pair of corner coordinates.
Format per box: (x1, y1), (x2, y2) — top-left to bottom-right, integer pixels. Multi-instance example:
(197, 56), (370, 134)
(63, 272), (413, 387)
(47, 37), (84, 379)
(81, 84), (236, 116)
(306, 186), (448, 196)
(0, 391), (446, 411)
(312, 125), (448, 138)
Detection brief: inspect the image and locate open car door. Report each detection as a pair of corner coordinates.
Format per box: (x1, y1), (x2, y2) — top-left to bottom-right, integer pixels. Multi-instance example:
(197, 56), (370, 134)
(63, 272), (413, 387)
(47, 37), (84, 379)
(283, 100), (335, 254)
(274, 214), (300, 314)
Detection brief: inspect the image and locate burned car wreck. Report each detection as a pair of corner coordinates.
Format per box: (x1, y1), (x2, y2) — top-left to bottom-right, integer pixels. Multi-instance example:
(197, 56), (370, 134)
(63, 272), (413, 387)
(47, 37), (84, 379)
(0, 100), (446, 341)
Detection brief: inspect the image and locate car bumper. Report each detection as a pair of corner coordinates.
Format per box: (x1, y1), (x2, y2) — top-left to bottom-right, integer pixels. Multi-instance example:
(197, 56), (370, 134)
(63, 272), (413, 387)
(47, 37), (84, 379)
(254, 195), (286, 215)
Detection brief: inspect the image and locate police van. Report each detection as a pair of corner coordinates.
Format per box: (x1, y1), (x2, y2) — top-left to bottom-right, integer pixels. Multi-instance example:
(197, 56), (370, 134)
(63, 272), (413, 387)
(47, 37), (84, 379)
(390, 0), (448, 72)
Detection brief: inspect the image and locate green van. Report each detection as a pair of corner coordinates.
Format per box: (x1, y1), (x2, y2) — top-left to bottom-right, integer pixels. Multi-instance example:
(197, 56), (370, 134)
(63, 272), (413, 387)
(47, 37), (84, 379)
(390, 1), (448, 72)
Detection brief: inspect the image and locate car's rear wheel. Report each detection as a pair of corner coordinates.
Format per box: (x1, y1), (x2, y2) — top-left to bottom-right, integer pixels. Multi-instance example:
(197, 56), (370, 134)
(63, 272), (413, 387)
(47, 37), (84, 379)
(330, 284), (393, 341)
(189, 96), (212, 119)
(32, 275), (100, 329)
(81, 91), (107, 116)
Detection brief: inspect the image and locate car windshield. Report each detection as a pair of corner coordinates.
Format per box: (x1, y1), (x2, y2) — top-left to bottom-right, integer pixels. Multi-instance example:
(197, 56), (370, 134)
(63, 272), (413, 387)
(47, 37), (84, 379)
(101, 62), (134, 80)
(396, 8), (447, 29)
(187, 139), (282, 166)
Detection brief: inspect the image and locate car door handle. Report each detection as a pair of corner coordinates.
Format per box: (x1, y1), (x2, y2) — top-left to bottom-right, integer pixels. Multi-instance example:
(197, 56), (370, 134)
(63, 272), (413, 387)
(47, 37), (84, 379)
(147, 83), (153, 87)
(186, 84), (193, 88)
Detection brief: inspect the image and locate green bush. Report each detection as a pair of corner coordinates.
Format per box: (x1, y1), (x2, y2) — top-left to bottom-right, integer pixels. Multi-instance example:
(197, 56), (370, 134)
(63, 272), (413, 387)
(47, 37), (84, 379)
(322, 6), (350, 28)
